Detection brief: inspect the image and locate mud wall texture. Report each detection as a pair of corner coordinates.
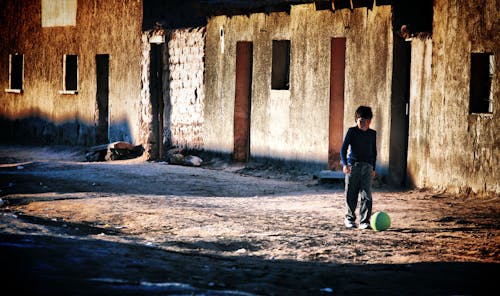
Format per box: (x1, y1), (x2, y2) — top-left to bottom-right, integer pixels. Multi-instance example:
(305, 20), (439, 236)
(407, 37), (433, 189)
(0, 0), (143, 146)
(411, 0), (499, 196)
(204, 3), (393, 171)
(140, 27), (205, 158)
(139, 33), (153, 153)
(166, 28), (206, 151)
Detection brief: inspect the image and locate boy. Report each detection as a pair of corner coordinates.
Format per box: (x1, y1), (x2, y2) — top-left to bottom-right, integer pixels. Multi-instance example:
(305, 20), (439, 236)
(340, 106), (377, 229)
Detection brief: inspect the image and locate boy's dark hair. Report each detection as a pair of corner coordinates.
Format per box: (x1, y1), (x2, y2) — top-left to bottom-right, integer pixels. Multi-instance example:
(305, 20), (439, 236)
(355, 106), (373, 120)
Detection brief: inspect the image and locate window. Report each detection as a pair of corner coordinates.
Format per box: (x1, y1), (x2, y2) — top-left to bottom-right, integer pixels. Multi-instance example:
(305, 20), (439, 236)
(60, 54), (78, 94)
(271, 40), (290, 90)
(470, 53), (494, 114)
(5, 54), (23, 93)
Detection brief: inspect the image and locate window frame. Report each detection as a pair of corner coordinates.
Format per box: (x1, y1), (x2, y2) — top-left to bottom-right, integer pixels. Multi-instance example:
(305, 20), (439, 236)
(5, 53), (24, 93)
(469, 52), (494, 114)
(59, 54), (78, 94)
(271, 40), (291, 90)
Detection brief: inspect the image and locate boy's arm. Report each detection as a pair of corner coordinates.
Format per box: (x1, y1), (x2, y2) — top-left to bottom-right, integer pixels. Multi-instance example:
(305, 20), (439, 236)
(372, 130), (377, 172)
(340, 129), (351, 171)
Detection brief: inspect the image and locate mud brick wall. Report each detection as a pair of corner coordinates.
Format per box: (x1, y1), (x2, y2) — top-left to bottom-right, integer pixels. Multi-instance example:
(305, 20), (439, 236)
(140, 27), (205, 159)
(425, 0), (499, 196)
(139, 33), (153, 154)
(166, 27), (206, 151)
(204, 3), (393, 171)
(407, 37), (433, 189)
(0, 0), (143, 146)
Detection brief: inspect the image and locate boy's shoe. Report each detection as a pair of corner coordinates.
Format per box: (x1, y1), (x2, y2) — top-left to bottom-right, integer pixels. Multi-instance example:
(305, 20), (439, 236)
(358, 222), (371, 230)
(344, 218), (356, 229)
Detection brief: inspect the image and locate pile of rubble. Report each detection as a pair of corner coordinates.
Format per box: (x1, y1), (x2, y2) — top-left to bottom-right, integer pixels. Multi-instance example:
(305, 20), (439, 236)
(86, 142), (144, 162)
(85, 142), (203, 167)
(165, 147), (203, 167)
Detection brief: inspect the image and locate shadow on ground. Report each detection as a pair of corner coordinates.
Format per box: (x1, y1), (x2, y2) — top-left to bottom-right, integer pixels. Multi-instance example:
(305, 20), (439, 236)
(1, 232), (497, 296)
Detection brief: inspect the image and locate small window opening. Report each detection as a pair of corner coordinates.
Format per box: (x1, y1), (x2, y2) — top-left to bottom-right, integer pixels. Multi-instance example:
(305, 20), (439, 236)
(65, 54), (78, 91)
(62, 54), (78, 93)
(7, 54), (23, 92)
(469, 53), (494, 114)
(271, 40), (290, 90)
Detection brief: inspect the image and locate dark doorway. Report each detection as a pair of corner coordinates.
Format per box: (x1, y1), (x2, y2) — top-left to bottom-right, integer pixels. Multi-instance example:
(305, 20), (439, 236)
(328, 38), (346, 170)
(150, 44), (164, 159)
(95, 54), (109, 145)
(389, 0), (432, 187)
(389, 38), (411, 187)
(233, 41), (253, 162)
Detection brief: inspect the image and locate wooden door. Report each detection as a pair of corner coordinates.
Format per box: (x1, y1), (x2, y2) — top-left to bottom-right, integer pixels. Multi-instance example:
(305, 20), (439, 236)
(233, 42), (253, 162)
(328, 38), (346, 170)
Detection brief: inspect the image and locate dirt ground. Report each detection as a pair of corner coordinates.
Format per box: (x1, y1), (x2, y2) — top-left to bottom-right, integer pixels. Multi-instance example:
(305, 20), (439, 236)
(0, 145), (499, 295)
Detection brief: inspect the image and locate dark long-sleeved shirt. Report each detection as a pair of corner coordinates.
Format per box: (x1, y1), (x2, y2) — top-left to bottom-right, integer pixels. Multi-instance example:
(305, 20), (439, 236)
(340, 126), (377, 170)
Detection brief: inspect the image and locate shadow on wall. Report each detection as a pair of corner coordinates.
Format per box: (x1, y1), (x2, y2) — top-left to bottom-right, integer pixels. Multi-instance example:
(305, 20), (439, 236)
(200, 149), (328, 172)
(201, 149), (390, 184)
(0, 115), (133, 147)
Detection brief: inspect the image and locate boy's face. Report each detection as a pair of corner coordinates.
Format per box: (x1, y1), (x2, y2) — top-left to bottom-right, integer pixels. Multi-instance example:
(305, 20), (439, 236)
(356, 117), (371, 131)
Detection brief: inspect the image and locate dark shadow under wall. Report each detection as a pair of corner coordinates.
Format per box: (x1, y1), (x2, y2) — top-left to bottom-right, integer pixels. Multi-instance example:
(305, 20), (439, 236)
(0, 116), (133, 147)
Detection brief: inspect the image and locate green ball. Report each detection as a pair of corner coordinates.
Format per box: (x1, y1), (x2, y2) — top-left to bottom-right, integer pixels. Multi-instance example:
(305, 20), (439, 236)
(370, 211), (391, 231)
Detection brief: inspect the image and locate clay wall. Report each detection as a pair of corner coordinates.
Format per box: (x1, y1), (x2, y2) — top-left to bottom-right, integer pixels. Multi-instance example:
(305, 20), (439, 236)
(140, 27), (205, 158)
(204, 3), (394, 172)
(407, 37), (433, 189)
(419, 0), (499, 196)
(166, 28), (206, 151)
(0, 0), (143, 146)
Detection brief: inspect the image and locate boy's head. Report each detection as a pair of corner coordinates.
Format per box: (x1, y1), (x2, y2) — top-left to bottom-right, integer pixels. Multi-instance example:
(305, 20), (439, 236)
(355, 106), (373, 120)
(355, 106), (373, 131)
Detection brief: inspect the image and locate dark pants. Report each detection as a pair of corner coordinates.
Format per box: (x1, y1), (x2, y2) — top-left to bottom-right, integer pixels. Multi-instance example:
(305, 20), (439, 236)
(345, 162), (373, 224)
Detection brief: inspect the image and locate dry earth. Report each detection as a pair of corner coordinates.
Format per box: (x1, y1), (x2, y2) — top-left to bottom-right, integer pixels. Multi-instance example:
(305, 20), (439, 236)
(0, 145), (499, 295)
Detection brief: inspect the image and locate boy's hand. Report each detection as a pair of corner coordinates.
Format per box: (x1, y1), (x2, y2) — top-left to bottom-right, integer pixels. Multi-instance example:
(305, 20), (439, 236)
(372, 170), (377, 178)
(343, 165), (351, 174)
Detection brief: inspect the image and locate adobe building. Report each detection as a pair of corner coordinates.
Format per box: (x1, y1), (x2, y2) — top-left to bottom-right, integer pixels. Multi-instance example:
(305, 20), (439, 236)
(203, 1), (401, 177)
(407, 0), (498, 196)
(0, 0), (207, 161)
(0, 0), (498, 196)
(202, 0), (498, 196)
(0, 0), (143, 146)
